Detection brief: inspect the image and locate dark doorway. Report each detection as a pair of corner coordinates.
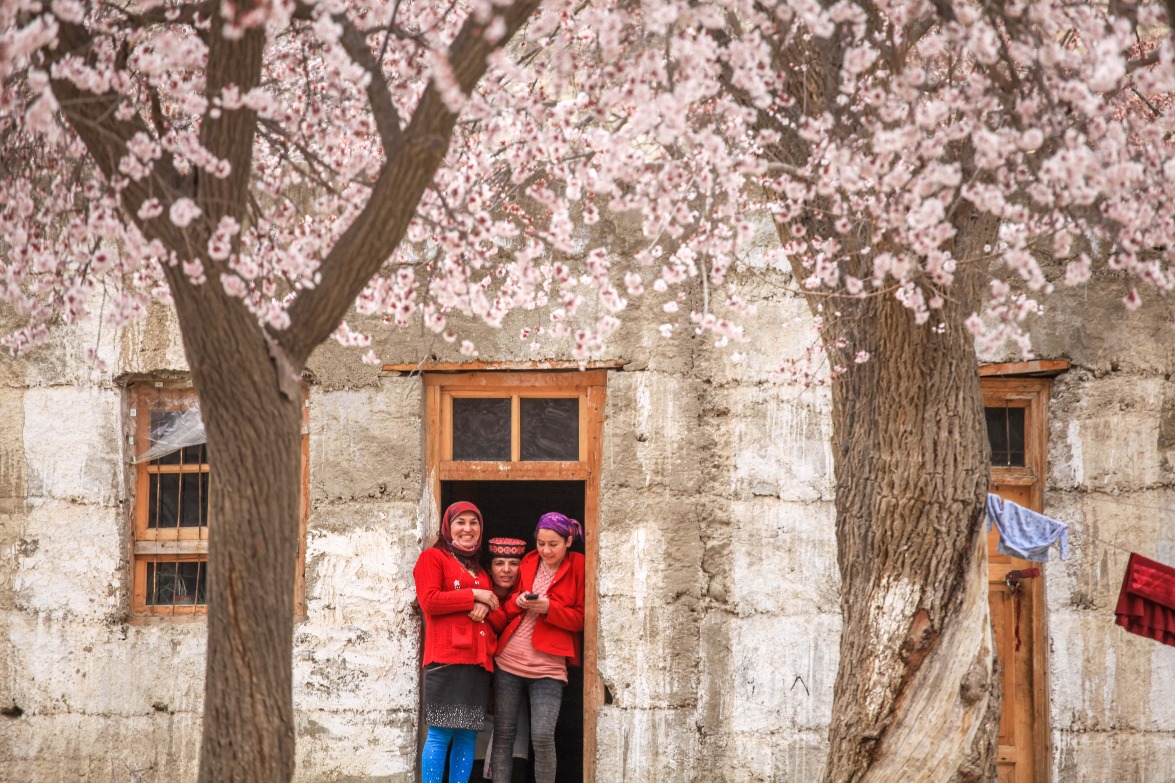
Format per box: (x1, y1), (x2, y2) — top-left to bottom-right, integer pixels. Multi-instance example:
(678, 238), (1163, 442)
(445, 480), (585, 783)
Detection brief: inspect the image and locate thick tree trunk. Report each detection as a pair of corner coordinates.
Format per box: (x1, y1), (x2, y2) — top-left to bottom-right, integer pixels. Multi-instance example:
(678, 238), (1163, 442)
(178, 18), (304, 782)
(728, 11), (1004, 775)
(820, 302), (998, 783)
(174, 289), (304, 783)
(197, 379), (301, 783)
(803, 217), (1001, 783)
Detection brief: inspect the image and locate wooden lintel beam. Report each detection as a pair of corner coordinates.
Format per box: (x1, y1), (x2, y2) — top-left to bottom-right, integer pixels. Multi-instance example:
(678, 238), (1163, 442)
(382, 359), (629, 374)
(978, 359), (1071, 377)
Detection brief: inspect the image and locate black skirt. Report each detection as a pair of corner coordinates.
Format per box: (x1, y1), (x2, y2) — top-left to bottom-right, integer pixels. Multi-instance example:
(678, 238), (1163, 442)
(423, 663), (491, 730)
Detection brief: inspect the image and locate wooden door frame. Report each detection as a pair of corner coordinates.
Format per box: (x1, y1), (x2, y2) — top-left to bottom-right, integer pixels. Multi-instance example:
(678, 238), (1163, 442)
(980, 368), (1060, 783)
(422, 369), (607, 783)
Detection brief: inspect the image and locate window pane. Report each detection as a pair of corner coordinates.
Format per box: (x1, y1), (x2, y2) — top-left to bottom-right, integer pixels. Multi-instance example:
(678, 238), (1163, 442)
(521, 398), (579, 461)
(149, 473), (180, 528)
(985, 406), (1026, 467)
(149, 412), (206, 465)
(148, 472), (208, 528)
(146, 560), (208, 606)
(452, 398), (512, 461)
(151, 412), (184, 465)
(179, 472), (210, 527)
(180, 443), (206, 465)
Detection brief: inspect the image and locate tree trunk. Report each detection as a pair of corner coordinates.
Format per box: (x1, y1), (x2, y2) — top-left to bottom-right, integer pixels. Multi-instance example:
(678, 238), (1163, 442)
(175, 290), (304, 783)
(43, 4), (546, 781)
(806, 215), (1001, 782)
(722, 10), (1006, 777)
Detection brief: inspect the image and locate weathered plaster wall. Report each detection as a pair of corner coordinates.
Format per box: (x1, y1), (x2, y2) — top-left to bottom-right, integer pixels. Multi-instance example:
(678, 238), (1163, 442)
(588, 274), (841, 783)
(1029, 285), (1175, 782)
(292, 375), (427, 782)
(0, 309), (435, 782)
(0, 312), (213, 781)
(4, 249), (1175, 783)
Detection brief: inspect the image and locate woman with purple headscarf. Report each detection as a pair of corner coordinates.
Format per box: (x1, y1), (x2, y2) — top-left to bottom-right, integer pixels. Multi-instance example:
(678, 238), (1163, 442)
(487, 512), (585, 783)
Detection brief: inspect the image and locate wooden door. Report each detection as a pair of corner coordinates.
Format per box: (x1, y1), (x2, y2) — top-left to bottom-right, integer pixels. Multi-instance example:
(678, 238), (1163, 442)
(982, 377), (1052, 783)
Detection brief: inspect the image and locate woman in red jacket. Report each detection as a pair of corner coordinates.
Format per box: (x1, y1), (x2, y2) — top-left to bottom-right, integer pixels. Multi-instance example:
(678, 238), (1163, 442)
(414, 501), (501, 783)
(488, 512), (585, 783)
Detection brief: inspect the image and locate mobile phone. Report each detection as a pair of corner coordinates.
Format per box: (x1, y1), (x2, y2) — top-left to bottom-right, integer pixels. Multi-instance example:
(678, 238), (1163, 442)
(524, 593), (539, 600)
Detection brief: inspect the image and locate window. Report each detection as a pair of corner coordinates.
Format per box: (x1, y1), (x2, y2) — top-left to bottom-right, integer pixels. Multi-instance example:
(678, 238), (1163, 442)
(980, 378), (1049, 496)
(433, 375), (593, 475)
(129, 382), (309, 618)
(447, 393), (581, 463)
(985, 403), (1027, 467)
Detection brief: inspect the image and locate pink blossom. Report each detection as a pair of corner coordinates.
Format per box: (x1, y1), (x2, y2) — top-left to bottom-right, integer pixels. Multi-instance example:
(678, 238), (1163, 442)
(137, 199), (164, 221)
(0, 0), (1170, 375)
(169, 199), (201, 228)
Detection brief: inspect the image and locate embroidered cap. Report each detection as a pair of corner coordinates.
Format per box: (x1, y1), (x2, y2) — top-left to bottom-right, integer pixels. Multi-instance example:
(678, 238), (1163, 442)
(487, 537), (527, 558)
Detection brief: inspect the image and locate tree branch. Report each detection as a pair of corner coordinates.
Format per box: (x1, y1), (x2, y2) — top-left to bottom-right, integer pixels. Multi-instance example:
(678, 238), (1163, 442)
(197, 13), (265, 234)
(292, 2), (404, 153)
(280, 0), (544, 364)
(116, 0), (217, 29)
(46, 15), (191, 254)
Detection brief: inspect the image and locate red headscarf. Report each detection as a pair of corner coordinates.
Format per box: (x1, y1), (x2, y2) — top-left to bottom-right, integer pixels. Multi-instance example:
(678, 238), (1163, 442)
(434, 501), (484, 566)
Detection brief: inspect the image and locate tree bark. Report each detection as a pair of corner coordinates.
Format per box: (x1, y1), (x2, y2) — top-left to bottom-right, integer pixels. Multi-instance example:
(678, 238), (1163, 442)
(169, 282), (304, 783)
(797, 208), (1001, 783)
(194, 381), (301, 783)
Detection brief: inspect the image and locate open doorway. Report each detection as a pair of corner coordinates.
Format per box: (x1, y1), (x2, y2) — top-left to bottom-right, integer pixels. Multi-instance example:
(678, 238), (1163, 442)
(445, 480), (585, 783)
(417, 368), (609, 783)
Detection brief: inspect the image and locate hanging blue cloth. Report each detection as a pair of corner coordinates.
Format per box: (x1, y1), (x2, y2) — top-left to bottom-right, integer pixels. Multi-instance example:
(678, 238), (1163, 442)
(986, 493), (1070, 562)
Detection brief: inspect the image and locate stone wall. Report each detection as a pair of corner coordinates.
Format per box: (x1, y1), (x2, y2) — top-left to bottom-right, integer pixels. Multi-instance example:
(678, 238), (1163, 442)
(1030, 286), (1175, 782)
(2, 260), (1174, 783)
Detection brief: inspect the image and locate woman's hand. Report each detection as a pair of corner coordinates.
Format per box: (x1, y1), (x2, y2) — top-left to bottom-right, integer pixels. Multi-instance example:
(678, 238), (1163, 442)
(516, 593), (550, 615)
(468, 603), (490, 622)
(473, 589), (499, 611)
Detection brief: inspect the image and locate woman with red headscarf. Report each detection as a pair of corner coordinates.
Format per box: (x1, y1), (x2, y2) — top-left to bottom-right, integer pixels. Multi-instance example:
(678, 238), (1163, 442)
(414, 501), (501, 783)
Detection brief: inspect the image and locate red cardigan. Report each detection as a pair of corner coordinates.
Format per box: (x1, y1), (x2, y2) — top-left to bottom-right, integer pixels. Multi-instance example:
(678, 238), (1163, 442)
(413, 547), (497, 671)
(490, 551), (585, 667)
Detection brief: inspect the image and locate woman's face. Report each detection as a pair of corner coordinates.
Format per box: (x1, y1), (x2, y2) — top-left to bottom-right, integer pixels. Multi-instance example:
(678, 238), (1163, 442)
(535, 528), (571, 568)
(449, 511), (482, 550)
(491, 557), (521, 591)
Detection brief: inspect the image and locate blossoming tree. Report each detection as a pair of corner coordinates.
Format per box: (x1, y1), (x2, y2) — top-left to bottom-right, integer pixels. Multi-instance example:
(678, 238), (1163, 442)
(739, 5), (1175, 780)
(3, 0), (1175, 780)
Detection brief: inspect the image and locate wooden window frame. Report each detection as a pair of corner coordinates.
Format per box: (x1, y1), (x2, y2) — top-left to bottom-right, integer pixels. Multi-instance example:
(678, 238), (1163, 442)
(128, 381), (310, 621)
(983, 383), (1047, 500)
(429, 370), (603, 482)
(423, 369), (607, 783)
(981, 373), (1054, 783)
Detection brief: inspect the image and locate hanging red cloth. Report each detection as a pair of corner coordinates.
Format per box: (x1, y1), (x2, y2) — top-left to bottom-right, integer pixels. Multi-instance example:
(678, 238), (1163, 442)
(1115, 552), (1175, 647)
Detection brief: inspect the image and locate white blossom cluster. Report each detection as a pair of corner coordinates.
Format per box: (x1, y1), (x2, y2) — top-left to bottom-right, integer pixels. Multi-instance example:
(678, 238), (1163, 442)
(1, 0), (1174, 366)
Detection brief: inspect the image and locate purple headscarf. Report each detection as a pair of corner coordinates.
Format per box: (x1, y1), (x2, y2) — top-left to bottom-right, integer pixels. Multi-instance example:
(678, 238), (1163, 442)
(536, 511), (584, 545)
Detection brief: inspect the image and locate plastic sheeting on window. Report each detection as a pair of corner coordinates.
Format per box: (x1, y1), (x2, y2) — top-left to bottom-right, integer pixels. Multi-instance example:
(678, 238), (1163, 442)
(133, 403), (207, 464)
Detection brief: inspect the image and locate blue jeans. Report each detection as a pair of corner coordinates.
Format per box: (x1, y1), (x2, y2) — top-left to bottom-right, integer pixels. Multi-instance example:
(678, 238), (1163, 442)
(492, 667), (564, 783)
(422, 725), (477, 783)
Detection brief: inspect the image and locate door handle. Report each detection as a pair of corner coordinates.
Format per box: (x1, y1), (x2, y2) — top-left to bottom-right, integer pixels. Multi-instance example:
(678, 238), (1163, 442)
(1003, 568), (1041, 651)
